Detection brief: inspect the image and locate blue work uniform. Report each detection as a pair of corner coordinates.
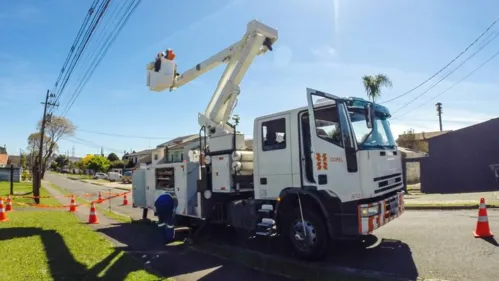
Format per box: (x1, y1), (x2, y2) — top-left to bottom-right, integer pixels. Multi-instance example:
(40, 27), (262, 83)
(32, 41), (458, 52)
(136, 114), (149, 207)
(154, 193), (176, 244)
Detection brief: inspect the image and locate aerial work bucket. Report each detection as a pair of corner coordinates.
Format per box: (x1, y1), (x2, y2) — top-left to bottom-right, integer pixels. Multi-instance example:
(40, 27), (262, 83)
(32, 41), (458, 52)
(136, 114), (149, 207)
(146, 58), (176, 92)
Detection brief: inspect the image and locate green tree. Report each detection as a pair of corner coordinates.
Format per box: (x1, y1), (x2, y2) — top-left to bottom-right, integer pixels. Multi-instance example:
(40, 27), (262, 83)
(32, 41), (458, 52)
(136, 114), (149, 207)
(362, 74), (393, 102)
(20, 153), (27, 169)
(85, 155), (111, 173)
(111, 160), (125, 169)
(107, 152), (119, 162)
(55, 155), (69, 169)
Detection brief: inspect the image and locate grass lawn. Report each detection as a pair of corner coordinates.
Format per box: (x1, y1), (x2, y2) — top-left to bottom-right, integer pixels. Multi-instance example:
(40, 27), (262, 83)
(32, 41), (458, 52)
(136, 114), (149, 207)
(0, 181), (60, 206)
(0, 210), (169, 281)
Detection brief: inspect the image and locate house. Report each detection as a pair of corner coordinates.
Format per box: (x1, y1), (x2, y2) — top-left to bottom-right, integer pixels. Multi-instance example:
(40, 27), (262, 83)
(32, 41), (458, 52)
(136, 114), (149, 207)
(155, 134), (254, 164)
(157, 134), (199, 163)
(397, 130), (451, 152)
(7, 155), (21, 168)
(0, 145), (8, 168)
(420, 118), (499, 193)
(162, 135), (254, 164)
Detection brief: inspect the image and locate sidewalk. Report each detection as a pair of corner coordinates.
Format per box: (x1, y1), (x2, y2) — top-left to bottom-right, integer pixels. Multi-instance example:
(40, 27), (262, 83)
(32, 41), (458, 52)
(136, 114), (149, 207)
(404, 190), (499, 209)
(41, 181), (296, 281)
(80, 179), (132, 190)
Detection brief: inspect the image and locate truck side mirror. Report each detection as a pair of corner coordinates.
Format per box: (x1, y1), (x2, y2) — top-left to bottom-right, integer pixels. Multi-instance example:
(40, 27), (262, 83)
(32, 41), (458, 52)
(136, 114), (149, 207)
(365, 104), (373, 129)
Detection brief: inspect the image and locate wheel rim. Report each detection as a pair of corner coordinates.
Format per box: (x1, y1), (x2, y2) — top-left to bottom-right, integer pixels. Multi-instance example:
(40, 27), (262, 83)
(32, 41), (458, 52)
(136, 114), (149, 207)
(290, 219), (317, 253)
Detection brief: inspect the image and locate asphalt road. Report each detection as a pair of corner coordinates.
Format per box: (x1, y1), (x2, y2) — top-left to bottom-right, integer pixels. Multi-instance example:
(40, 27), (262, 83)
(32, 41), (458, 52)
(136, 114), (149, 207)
(45, 173), (145, 220)
(47, 173), (499, 281)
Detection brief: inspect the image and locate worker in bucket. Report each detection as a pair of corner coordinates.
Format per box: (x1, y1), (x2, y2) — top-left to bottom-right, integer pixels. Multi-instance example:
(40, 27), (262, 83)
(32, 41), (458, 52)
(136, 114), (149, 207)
(154, 192), (176, 244)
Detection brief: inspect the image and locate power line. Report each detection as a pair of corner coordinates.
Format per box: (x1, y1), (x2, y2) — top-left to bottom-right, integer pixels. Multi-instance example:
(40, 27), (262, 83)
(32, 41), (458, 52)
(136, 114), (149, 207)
(391, 46), (499, 120)
(76, 129), (174, 140)
(382, 16), (499, 104)
(60, 0), (142, 117)
(59, 0), (131, 115)
(389, 28), (499, 115)
(50, 0), (111, 112)
(51, 0), (100, 94)
(65, 136), (123, 154)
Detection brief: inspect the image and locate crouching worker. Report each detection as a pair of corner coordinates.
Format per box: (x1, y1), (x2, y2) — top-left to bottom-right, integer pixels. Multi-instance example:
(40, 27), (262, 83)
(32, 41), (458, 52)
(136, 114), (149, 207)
(154, 193), (176, 245)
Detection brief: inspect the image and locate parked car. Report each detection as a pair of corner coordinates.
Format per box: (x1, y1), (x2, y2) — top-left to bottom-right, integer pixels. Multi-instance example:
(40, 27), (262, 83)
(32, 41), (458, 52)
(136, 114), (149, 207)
(93, 172), (108, 180)
(122, 171), (132, 184)
(107, 172), (122, 182)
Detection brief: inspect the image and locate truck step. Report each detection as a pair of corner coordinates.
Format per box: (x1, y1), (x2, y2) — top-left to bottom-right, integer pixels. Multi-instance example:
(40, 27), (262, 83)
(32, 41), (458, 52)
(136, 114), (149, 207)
(255, 231), (276, 237)
(257, 222), (274, 228)
(260, 204), (273, 211)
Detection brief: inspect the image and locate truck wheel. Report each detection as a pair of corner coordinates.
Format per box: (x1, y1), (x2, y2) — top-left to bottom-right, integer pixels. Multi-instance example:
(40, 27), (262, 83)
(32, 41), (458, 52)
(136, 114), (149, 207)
(283, 208), (328, 260)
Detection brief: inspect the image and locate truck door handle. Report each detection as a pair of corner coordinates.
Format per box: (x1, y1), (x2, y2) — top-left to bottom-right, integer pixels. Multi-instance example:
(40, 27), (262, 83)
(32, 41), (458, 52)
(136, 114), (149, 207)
(260, 178), (267, 185)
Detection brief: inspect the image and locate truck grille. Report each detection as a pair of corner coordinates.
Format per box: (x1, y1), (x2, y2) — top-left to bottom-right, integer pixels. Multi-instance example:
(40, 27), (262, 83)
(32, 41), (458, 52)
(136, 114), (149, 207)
(373, 173), (403, 194)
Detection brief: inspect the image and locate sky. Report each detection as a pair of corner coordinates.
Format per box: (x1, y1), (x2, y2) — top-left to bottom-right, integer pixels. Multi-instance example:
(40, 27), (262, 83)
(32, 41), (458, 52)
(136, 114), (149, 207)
(1, 0), (499, 158)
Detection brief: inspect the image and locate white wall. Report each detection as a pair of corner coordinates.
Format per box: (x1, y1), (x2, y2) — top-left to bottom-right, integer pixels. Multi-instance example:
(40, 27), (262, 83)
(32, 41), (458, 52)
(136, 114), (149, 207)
(152, 148), (165, 165)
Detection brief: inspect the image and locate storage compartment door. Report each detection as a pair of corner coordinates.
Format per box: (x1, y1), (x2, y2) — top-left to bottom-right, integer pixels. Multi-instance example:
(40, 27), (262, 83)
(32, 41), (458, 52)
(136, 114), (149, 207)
(131, 169), (146, 208)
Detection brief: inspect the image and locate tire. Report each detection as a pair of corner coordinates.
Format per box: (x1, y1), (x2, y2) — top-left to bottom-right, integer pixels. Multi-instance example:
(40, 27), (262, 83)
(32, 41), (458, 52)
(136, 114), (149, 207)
(282, 207), (328, 261)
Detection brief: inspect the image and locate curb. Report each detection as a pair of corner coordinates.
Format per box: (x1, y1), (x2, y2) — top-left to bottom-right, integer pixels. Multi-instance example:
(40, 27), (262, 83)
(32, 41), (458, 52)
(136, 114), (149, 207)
(77, 179), (132, 192)
(191, 243), (412, 281)
(404, 204), (499, 210)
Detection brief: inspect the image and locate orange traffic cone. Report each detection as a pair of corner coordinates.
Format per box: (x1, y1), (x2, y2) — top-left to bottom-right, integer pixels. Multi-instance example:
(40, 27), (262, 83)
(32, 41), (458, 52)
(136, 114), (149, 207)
(0, 198), (8, 222)
(473, 198), (493, 238)
(122, 194), (128, 206)
(88, 202), (98, 224)
(97, 192), (103, 203)
(5, 195), (13, 212)
(69, 195), (77, 212)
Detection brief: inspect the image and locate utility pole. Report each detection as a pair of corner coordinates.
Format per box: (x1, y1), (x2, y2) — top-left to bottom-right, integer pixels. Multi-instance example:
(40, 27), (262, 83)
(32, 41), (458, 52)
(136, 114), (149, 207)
(35, 90), (57, 204)
(436, 102), (443, 132)
(72, 146), (75, 158)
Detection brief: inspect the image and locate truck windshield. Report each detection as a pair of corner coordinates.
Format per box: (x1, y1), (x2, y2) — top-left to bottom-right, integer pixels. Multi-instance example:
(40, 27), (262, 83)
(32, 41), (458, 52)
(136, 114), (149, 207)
(349, 108), (396, 150)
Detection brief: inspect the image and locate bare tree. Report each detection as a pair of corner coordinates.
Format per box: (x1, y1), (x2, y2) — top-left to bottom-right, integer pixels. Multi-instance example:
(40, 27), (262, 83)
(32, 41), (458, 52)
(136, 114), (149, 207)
(27, 133), (58, 173)
(35, 116), (76, 178)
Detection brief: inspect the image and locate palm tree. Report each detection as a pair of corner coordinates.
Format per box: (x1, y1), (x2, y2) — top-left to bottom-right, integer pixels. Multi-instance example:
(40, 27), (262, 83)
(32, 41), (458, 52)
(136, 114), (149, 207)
(362, 74), (392, 102)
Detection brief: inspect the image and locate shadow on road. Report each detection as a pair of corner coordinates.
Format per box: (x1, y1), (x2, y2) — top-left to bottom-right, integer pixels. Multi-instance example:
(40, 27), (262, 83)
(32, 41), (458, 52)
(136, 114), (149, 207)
(203, 225), (419, 281)
(97, 222), (295, 281)
(481, 236), (499, 246)
(0, 227), (160, 280)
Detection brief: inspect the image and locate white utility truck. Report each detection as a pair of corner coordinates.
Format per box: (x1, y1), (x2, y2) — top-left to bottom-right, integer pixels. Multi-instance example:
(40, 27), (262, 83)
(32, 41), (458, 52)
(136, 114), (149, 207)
(137, 19), (405, 260)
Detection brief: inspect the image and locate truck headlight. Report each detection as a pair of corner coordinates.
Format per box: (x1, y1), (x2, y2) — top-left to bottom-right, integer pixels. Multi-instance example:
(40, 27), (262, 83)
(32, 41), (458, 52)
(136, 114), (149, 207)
(360, 205), (380, 217)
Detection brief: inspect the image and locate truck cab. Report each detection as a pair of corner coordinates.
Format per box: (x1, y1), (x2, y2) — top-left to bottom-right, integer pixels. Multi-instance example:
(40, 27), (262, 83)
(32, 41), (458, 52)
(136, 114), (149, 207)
(252, 88), (404, 258)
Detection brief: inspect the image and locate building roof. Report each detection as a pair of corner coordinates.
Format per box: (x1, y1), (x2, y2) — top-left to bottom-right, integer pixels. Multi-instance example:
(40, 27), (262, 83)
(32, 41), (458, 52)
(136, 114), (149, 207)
(398, 130), (452, 141)
(0, 146), (6, 154)
(7, 155), (21, 167)
(427, 117), (499, 142)
(157, 134), (198, 148)
(125, 148), (156, 157)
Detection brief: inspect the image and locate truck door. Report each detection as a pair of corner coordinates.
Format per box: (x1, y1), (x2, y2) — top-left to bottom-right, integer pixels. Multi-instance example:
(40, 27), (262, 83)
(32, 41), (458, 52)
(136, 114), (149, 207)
(256, 114), (293, 199)
(305, 88), (359, 198)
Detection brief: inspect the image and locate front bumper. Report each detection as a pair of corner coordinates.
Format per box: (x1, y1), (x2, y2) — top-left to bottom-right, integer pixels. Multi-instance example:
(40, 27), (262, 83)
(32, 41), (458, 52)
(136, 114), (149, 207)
(357, 191), (404, 235)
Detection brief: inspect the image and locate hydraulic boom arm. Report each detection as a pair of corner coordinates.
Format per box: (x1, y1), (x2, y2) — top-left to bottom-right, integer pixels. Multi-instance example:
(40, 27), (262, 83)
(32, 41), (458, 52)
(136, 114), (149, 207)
(147, 20), (278, 136)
